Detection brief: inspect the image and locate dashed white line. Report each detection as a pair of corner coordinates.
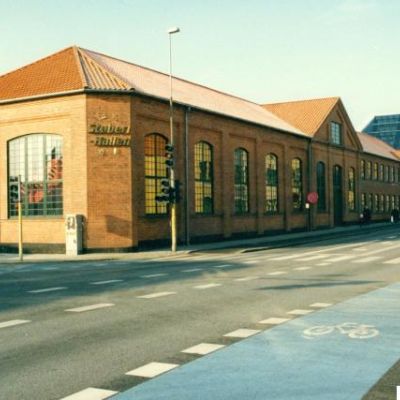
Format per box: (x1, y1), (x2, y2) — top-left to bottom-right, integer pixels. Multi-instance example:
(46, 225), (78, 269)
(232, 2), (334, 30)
(65, 303), (114, 312)
(140, 273), (168, 278)
(193, 283), (222, 289)
(258, 317), (291, 325)
(324, 255), (356, 262)
(315, 263), (329, 266)
(182, 343), (225, 355)
(182, 268), (202, 273)
(60, 387), (118, 400)
(214, 264), (233, 268)
(296, 255), (331, 261)
(352, 256), (382, 263)
(383, 257), (400, 264)
(243, 260), (258, 264)
(136, 292), (176, 299)
(0, 319), (31, 329)
(234, 276), (259, 281)
(268, 271), (287, 276)
(293, 266), (312, 271)
(310, 302), (332, 308)
(224, 328), (261, 338)
(28, 287), (67, 294)
(126, 362), (179, 378)
(287, 309), (314, 315)
(90, 280), (124, 285)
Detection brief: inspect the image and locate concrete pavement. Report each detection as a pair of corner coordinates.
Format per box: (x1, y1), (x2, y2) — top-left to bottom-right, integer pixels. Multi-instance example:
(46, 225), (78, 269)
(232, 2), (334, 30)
(0, 221), (397, 264)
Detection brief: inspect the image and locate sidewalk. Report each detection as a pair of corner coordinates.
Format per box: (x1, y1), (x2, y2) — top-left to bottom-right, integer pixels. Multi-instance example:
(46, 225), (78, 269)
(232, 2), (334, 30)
(0, 222), (397, 264)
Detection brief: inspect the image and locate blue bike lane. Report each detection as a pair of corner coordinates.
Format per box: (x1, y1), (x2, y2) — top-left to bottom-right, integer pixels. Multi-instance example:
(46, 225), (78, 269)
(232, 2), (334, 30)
(114, 283), (400, 400)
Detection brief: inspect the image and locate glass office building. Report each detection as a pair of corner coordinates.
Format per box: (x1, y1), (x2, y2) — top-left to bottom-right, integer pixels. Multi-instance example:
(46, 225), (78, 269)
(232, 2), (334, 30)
(364, 114), (400, 149)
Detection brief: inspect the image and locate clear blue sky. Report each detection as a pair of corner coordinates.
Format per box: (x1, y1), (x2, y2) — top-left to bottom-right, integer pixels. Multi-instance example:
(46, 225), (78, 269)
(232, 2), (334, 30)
(1, 0), (399, 130)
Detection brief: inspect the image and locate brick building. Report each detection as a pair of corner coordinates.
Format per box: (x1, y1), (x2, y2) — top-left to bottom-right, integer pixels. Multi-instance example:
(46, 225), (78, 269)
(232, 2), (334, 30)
(0, 46), (399, 253)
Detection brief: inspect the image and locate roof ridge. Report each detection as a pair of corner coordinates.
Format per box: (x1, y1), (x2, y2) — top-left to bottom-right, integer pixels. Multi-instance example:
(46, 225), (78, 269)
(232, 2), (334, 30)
(79, 46), (263, 107)
(78, 48), (131, 90)
(264, 96), (340, 107)
(0, 45), (78, 79)
(72, 47), (88, 88)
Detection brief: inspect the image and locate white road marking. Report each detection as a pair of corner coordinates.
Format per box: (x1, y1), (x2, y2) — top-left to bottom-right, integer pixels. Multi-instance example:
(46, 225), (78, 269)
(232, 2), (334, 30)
(193, 283), (222, 289)
(287, 309), (314, 315)
(315, 263), (330, 266)
(324, 255), (356, 262)
(382, 241), (393, 245)
(0, 319), (31, 329)
(293, 266), (312, 271)
(296, 255), (331, 261)
(361, 243), (400, 256)
(352, 256), (382, 263)
(136, 292), (176, 299)
(126, 362), (179, 378)
(352, 247), (367, 251)
(65, 303), (114, 312)
(243, 260), (258, 264)
(43, 267), (59, 271)
(386, 236), (396, 239)
(90, 280), (123, 285)
(224, 328), (261, 338)
(383, 257), (400, 264)
(234, 276), (259, 281)
(182, 268), (202, 273)
(182, 343), (225, 355)
(258, 317), (291, 325)
(310, 302), (332, 308)
(60, 387), (118, 399)
(140, 273), (167, 278)
(214, 264), (233, 268)
(28, 287), (67, 293)
(267, 271), (287, 276)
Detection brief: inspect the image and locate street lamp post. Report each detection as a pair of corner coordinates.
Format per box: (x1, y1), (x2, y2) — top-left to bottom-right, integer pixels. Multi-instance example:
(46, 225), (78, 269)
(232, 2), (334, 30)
(168, 27), (180, 252)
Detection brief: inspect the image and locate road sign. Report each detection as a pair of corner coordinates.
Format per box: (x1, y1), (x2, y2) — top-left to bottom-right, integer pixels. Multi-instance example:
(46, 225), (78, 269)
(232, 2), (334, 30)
(307, 192), (319, 204)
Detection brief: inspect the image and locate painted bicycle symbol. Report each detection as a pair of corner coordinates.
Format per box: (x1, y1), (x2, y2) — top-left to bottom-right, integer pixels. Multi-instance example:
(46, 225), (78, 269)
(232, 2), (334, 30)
(303, 322), (379, 340)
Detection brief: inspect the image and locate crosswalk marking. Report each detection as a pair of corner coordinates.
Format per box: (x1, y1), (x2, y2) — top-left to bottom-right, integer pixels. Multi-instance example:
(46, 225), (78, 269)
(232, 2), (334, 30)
(0, 319), (31, 329)
(287, 309), (314, 315)
(182, 343), (225, 355)
(65, 303), (114, 312)
(126, 362), (179, 378)
(137, 292), (176, 299)
(28, 287), (67, 293)
(224, 329), (261, 338)
(60, 387), (118, 399)
(258, 317), (291, 325)
(352, 256), (382, 263)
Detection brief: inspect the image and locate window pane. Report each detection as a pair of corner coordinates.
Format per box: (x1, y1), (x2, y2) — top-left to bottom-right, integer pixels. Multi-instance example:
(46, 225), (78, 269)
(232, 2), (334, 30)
(265, 154), (278, 213)
(292, 158), (303, 210)
(234, 149), (249, 213)
(194, 142), (214, 214)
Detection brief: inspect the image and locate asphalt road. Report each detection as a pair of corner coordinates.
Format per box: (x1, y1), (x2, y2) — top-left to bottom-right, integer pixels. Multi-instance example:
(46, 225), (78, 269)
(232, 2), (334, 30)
(0, 228), (399, 400)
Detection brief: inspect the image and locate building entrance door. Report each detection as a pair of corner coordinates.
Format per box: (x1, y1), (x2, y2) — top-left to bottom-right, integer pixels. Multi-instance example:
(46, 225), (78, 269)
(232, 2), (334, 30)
(333, 165), (343, 226)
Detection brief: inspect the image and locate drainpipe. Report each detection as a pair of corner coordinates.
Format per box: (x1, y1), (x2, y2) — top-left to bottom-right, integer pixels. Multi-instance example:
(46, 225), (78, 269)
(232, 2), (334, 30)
(307, 139), (313, 231)
(184, 106), (191, 245)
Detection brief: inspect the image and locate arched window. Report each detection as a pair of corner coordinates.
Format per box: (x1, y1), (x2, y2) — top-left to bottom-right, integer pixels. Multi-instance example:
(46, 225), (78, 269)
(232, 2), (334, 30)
(8, 134), (63, 217)
(316, 161), (326, 211)
(360, 160), (365, 180)
(348, 167), (356, 211)
(291, 158), (303, 210)
(194, 141), (213, 214)
(265, 154), (278, 213)
(144, 133), (168, 215)
(373, 163), (378, 180)
(234, 148), (249, 213)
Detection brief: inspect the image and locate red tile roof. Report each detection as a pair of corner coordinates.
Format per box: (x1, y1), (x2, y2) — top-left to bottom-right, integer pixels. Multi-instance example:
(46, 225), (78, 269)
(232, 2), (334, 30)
(357, 132), (399, 161)
(263, 97), (340, 137)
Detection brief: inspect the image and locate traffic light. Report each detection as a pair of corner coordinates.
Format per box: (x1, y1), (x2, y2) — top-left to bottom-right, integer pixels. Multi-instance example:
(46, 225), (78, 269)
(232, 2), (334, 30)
(165, 143), (174, 168)
(9, 176), (21, 204)
(155, 178), (171, 203)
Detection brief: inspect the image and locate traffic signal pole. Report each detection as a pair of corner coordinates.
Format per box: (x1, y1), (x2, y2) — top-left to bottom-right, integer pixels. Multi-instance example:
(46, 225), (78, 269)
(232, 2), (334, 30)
(168, 28), (179, 252)
(17, 175), (23, 261)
